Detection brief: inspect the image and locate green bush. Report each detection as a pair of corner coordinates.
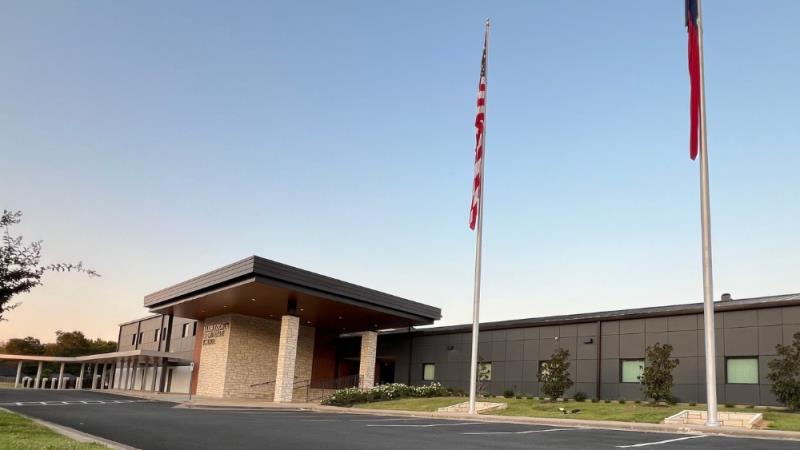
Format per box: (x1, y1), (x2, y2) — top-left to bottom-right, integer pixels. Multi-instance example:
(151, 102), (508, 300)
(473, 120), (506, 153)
(634, 400), (641, 404)
(768, 331), (800, 410)
(604, 399), (611, 403)
(618, 399), (626, 404)
(574, 392), (587, 402)
(503, 389), (515, 398)
(591, 398), (599, 403)
(689, 402), (696, 406)
(322, 382), (449, 407)
(724, 403), (735, 408)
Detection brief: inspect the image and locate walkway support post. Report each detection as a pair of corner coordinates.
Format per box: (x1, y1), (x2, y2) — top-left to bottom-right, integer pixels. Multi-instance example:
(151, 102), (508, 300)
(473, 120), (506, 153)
(14, 361), (23, 389)
(92, 363), (100, 389)
(77, 363), (85, 390)
(58, 363), (65, 389)
(34, 361), (42, 389)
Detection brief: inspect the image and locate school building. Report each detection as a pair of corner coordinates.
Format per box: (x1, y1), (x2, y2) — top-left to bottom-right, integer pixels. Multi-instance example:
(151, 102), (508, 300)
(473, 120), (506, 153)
(1, 256), (798, 406)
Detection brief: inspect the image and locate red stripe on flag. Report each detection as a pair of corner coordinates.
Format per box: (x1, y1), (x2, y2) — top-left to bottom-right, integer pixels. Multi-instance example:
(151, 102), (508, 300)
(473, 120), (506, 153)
(687, 18), (701, 160)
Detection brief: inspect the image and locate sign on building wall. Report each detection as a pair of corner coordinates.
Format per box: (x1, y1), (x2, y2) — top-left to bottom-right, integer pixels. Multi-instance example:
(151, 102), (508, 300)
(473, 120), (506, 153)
(202, 322), (229, 346)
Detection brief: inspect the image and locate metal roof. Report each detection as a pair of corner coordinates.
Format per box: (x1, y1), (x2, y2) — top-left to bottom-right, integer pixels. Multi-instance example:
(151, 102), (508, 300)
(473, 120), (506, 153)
(401, 292), (800, 336)
(143, 256), (441, 322)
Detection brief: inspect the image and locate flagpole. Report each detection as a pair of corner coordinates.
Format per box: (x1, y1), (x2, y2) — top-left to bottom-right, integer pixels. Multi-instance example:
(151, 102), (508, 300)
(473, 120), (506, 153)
(696, 0), (719, 427)
(468, 18), (489, 416)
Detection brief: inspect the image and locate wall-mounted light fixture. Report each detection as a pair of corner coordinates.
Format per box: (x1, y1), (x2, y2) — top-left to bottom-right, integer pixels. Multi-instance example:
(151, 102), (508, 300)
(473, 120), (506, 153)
(583, 337), (594, 344)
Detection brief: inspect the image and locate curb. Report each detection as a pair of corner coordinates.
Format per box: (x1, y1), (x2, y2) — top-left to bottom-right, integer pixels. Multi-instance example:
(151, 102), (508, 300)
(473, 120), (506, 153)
(0, 407), (136, 450)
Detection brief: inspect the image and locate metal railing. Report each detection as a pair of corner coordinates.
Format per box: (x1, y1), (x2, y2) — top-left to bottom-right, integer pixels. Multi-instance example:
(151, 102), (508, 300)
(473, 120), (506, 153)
(248, 374), (360, 403)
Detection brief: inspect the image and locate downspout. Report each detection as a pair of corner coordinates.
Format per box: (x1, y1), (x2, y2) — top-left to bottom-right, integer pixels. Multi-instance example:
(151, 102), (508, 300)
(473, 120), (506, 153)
(596, 320), (602, 400)
(407, 325), (413, 385)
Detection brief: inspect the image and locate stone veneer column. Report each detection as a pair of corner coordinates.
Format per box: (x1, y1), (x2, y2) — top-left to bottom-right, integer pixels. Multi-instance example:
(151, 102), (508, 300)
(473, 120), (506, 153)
(273, 315), (300, 403)
(358, 331), (378, 390)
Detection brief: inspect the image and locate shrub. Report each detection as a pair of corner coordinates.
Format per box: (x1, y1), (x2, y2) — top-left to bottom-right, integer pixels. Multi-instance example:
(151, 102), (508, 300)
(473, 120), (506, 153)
(591, 398), (599, 403)
(689, 402), (697, 406)
(768, 331), (800, 411)
(526, 396), (533, 400)
(724, 403), (735, 408)
(604, 399), (611, 403)
(503, 389), (515, 398)
(321, 382), (448, 406)
(634, 400), (641, 404)
(538, 348), (574, 400)
(640, 343), (680, 404)
(618, 399), (626, 404)
(574, 392), (587, 402)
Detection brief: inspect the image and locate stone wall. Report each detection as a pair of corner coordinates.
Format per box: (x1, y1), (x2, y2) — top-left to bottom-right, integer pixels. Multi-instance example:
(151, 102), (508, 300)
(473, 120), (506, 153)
(195, 313), (315, 399)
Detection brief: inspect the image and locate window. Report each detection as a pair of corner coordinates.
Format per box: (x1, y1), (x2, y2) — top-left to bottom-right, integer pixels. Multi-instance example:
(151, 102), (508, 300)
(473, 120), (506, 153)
(130, 334), (136, 345)
(478, 362), (492, 381)
(192, 321), (197, 336)
(727, 358), (758, 384)
(161, 327), (167, 340)
(422, 363), (436, 381)
(181, 323), (190, 338)
(621, 360), (645, 383)
(154, 330), (159, 342)
(137, 332), (143, 344)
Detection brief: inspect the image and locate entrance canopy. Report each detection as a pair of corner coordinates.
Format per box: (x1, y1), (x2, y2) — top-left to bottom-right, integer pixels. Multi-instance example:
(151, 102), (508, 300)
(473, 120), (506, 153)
(144, 256), (441, 332)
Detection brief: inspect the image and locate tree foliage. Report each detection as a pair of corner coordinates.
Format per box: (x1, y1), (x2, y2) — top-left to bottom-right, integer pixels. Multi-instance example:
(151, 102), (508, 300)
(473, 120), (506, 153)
(538, 348), (573, 400)
(767, 331), (800, 411)
(1, 336), (46, 355)
(0, 210), (98, 320)
(640, 343), (680, 403)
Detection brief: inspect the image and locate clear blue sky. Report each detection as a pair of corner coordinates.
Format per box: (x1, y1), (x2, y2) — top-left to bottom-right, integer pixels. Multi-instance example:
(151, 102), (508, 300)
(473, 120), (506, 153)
(1, 1), (798, 342)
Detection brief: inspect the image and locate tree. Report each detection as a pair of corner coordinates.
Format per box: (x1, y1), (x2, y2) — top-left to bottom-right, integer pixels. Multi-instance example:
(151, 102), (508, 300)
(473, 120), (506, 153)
(538, 348), (573, 400)
(767, 331), (800, 411)
(1, 336), (46, 355)
(640, 343), (680, 403)
(0, 210), (98, 320)
(43, 331), (116, 357)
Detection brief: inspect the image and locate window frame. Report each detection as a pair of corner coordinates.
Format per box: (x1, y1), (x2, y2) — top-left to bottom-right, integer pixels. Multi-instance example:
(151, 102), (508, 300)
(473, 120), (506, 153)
(726, 357), (759, 385)
(192, 321), (197, 336)
(620, 359), (645, 384)
(137, 332), (143, 345)
(130, 334), (136, 345)
(154, 329), (160, 342)
(422, 363), (436, 381)
(181, 323), (189, 338)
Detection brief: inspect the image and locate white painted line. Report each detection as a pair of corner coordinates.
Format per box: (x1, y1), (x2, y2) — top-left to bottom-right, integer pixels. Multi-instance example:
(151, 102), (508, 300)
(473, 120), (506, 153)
(616, 435), (707, 448)
(351, 417), (420, 422)
(464, 427), (577, 435)
(367, 422), (478, 428)
(15, 402), (22, 406)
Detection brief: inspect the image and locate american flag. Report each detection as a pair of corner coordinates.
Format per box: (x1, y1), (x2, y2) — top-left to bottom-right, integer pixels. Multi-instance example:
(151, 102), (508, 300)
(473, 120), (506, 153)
(469, 32), (488, 230)
(686, 0), (701, 160)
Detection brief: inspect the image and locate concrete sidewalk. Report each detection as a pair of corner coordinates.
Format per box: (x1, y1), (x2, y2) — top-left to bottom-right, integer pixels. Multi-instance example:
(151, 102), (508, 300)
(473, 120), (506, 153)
(108, 390), (800, 442)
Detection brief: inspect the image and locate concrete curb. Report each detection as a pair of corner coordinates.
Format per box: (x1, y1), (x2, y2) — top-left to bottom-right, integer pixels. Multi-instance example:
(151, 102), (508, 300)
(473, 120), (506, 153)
(0, 406), (136, 450)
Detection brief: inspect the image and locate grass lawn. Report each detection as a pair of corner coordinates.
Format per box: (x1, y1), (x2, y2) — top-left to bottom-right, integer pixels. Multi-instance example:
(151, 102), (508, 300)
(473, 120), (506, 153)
(354, 396), (800, 432)
(0, 408), (106, 449)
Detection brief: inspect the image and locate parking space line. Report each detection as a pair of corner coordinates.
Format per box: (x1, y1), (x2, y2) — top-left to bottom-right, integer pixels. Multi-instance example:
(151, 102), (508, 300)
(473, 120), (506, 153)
(350, 417), (420, 422)
(616, 435), (706, 448)
(463, 427), (578, 435)
(366, 422), (478, 428)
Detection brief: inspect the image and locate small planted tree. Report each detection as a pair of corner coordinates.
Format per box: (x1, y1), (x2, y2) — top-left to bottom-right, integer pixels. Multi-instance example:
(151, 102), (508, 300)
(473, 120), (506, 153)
(767, 331), (800, 411)
(640, 343), (679, 404)
(538, 348), (573, 400)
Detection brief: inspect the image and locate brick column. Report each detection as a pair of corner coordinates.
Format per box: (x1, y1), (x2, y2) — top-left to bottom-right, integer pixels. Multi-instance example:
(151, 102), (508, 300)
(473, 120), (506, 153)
(273, 315), (300, 403)
(359, 331), (378, 390)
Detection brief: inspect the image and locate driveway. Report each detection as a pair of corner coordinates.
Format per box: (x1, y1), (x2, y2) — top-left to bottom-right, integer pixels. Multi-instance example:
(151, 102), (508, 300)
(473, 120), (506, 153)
(1, 389), (797, 449)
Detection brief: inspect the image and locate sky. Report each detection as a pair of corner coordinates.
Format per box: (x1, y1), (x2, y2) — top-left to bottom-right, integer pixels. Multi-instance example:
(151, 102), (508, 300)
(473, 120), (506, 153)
(1, 1), (798, 343)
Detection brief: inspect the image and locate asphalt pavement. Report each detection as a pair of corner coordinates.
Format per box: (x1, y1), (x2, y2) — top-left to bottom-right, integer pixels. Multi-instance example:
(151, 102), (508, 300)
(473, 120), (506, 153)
(1, 389), (797, 450)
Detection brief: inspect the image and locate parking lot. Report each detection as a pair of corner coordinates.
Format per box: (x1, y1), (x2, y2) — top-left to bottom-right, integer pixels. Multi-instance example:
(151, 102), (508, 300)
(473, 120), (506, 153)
(1, 389), (798, 449)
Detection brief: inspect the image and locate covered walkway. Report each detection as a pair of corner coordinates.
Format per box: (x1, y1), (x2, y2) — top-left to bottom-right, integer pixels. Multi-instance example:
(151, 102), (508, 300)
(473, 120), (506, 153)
(0, 349), (191, 393)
